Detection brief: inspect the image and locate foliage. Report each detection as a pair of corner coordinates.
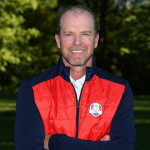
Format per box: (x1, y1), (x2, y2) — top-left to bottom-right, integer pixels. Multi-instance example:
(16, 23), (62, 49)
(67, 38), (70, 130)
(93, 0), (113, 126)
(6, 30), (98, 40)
(95, 0), (150, 94)
(0, 0), (149, 94)
(0, 0), (39, 72)
(115, 0), (150, 94)
(0, 0), (59, 91)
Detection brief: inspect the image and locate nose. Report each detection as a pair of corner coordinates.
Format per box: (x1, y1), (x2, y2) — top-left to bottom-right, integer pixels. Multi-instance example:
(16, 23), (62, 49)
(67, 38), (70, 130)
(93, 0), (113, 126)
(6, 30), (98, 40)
(73, 35), (82, 45)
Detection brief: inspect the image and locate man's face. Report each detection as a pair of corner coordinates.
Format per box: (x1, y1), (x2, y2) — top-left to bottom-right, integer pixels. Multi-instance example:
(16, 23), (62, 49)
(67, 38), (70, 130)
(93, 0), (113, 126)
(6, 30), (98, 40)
(55, 11), (99, 67)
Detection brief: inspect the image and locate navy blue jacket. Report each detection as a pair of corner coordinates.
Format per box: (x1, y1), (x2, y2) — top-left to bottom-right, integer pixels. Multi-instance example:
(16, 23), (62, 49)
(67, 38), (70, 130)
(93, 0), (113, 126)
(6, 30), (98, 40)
(15, 57), (135, 150)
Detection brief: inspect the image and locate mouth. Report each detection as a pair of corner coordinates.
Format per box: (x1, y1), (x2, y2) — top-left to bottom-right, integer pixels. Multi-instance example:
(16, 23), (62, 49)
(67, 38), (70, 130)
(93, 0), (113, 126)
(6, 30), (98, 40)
(71, 50), (84, 53)
(70, 46), (86, 54)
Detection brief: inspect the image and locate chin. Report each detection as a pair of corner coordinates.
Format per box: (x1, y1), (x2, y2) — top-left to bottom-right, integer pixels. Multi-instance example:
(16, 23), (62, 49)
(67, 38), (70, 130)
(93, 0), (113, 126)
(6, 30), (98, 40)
(69, 60), (86, 66)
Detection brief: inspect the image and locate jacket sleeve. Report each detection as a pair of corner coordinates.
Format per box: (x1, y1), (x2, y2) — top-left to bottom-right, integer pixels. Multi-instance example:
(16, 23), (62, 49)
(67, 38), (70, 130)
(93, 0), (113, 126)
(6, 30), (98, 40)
(14, 80), (46, 150)
(48, 82), (135, 150)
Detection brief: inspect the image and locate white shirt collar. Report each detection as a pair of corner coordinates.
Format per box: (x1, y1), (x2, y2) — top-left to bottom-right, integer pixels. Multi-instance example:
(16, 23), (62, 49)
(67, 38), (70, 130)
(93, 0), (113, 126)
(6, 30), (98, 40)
(70, 75), (86, 100)
(70, 75), (86, 86)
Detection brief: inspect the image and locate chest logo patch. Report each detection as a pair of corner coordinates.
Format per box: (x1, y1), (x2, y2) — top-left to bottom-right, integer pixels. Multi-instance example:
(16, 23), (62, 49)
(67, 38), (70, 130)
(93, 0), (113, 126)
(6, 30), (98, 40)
(89, 103), (103, 117)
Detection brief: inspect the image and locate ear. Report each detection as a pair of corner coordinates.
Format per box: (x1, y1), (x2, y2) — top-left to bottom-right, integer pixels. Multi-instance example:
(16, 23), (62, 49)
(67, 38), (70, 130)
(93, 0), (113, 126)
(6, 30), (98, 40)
(55, 34), (61, 48)
(94, 34), (99, 48)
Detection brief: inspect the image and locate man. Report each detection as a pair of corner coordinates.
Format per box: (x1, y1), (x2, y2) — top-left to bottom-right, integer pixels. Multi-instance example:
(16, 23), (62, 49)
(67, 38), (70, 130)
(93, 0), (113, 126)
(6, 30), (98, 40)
(15, 5), (135, 150)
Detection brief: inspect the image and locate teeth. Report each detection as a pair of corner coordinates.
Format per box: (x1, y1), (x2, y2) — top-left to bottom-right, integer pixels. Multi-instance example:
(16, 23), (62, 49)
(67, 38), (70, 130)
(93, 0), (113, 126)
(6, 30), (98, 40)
(72, 51), (83, 53)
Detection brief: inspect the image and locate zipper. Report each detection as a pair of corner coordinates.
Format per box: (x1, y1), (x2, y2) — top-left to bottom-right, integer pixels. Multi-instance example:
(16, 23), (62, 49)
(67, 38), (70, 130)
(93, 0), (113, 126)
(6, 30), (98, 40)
(71, 82), (85, 138)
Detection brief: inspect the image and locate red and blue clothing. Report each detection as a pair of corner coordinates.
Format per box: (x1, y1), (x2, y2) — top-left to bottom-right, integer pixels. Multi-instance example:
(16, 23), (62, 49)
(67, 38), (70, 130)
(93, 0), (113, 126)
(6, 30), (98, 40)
(15, 56), (135, 150)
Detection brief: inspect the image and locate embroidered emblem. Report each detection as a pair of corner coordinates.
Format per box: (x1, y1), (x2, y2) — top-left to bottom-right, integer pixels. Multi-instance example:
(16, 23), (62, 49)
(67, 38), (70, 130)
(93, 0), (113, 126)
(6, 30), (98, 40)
(89, 103), (103, 117)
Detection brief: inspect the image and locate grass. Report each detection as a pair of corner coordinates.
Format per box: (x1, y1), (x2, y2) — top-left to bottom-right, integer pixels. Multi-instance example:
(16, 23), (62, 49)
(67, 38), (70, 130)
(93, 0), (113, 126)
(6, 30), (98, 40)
(0, 97), (16, 150)
(0, 94), (150, 150)
(134, 95), (150, 150)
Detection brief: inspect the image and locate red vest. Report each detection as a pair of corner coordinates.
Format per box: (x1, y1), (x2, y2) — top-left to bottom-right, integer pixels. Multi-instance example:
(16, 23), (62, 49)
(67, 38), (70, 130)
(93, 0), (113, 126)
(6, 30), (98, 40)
(32, 75), (125, 141)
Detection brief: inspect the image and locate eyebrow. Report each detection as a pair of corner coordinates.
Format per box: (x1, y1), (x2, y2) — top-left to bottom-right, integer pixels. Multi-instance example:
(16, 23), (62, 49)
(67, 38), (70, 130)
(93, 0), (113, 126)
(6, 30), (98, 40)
(64, 31), (92, 34)
(81, 31), (92, 34)
(64, 31), (74, 34)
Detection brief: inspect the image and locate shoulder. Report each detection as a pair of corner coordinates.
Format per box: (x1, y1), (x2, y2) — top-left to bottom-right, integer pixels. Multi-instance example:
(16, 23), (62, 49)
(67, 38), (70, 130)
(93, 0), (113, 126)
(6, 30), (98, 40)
(95, 67), (127, 86)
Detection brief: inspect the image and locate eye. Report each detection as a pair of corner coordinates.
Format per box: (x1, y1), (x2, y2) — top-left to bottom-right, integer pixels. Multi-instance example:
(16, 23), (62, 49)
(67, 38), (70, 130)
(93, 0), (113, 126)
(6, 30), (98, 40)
(82, 32), (90, 36)
(65, 33), (73, 37)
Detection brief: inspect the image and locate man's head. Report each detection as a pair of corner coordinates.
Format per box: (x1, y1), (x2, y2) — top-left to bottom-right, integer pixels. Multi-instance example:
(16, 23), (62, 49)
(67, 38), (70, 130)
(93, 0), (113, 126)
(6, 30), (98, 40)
(55, 5), (99, 67)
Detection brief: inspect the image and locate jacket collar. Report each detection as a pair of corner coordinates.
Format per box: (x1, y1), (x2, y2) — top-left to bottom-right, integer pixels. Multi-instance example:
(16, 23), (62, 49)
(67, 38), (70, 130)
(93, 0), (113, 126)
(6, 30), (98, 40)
(58, 55), (96, 82)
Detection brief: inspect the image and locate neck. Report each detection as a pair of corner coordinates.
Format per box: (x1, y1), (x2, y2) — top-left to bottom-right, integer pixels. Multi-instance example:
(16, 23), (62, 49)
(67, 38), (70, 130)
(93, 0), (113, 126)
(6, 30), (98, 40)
(70, 66), (86, 81)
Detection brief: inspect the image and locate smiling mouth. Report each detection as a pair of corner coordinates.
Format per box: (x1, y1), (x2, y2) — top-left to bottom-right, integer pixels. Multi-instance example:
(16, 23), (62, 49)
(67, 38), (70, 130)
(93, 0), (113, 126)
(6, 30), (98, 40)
(70, 46), (86, 53)
(71, 50), (84, 53)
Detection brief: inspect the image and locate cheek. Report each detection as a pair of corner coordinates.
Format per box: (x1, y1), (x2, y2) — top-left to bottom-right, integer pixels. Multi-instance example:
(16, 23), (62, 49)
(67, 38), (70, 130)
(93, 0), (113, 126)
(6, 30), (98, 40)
(60, 39), (73, 48)
(82, 38), (96, 48)
(82, 36), (94, 43)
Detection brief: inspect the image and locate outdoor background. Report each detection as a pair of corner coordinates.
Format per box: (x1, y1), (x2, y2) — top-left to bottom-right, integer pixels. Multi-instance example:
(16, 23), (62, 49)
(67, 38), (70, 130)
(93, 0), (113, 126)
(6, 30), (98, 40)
(0, 0), (150, 149)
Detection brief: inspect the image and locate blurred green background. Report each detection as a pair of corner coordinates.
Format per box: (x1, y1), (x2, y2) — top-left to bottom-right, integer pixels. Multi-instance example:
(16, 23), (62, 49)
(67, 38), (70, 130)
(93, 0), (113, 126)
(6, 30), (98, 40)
(0, 0), (150, 149)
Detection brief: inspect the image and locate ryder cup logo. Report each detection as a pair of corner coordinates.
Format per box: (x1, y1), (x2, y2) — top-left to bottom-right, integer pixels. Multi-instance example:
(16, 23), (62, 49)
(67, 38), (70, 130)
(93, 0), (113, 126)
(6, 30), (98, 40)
(89, 103), (103, 117)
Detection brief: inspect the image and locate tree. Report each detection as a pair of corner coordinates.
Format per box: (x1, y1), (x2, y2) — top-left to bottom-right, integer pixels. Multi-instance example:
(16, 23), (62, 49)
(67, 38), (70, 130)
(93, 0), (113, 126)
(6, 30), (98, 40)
(0, 0), (58, 91)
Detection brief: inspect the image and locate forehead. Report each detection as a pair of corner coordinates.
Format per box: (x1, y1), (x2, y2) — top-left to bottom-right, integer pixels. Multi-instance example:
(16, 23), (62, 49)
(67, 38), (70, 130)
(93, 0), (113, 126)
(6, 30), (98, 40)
(60, 10), (94, 31)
